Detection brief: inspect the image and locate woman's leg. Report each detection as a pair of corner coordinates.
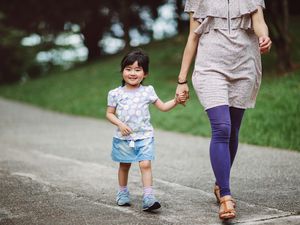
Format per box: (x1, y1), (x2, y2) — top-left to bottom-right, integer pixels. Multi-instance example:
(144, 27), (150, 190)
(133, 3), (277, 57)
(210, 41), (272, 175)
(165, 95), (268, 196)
(229, 107), (245, 166)
(207, 105), (231, 197)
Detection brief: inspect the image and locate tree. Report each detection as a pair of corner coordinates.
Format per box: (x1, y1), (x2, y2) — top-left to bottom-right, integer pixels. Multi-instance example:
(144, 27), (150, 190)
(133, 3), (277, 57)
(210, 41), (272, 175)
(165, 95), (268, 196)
(0, 0), (167, 84)
(175, 0), (185, 34)
(78, 0), (112, 60)
(265, 0), (293, 73)
(110, 0), (165, 50)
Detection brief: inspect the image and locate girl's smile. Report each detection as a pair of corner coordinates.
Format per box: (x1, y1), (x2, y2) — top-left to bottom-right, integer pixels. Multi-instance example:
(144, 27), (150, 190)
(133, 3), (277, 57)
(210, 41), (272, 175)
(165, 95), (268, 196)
(123, 61), (147, 89)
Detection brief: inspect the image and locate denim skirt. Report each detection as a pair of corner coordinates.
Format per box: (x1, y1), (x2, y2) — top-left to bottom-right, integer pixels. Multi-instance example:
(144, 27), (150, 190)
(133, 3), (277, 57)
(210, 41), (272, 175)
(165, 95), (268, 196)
(111, 137), (155, 163)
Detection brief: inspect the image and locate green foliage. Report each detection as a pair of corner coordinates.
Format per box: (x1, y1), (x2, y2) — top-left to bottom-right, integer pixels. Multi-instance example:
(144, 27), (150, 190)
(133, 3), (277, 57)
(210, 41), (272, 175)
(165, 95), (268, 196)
(240, 74), (300, 150)
(0, 23), (42, 83)
(0, 0), (167, 84)
(0, 36), (299, 151)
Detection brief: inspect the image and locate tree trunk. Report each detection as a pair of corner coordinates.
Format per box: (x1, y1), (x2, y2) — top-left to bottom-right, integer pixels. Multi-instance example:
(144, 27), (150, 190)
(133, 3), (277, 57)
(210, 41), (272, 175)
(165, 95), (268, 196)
(82, 10), (109, 61)
(266, 0), (293, 73)
(82, 27), (102, 61)
(120, 0), (131, 51)
(176, 0), (185, 34)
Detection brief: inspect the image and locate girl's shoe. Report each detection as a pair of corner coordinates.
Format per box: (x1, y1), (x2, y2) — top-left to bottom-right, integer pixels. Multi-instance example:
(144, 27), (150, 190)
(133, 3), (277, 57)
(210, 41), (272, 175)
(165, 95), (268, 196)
(142, 195), (161, 212)
(214, 185), (236, 208)
(219, 195), (236, 220)
(116, 190), (130, 206)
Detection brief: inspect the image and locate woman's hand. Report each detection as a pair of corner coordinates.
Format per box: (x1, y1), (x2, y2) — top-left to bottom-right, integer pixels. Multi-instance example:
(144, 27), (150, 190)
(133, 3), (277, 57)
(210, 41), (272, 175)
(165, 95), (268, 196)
(259, 36), (272, 54)
(118, 123), (132, 136)
(176, 83), (189, 105)
(252, 6), (271, 54)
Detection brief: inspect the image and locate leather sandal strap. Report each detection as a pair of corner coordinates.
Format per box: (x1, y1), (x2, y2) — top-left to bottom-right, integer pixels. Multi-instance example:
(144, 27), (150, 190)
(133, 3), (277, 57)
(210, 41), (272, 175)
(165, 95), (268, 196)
(220, 198), (236, 213)
(220, 198), (233, 204)
(219, 208), (236, 215)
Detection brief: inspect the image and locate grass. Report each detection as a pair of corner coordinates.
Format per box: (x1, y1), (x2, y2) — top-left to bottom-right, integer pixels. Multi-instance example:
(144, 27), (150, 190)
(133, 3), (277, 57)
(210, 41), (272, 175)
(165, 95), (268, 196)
(0, 31), (300, 152)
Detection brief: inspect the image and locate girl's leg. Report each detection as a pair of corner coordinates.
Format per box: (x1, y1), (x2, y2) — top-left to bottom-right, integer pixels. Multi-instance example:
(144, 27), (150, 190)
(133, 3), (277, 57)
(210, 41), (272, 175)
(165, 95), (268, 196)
(139, 160), (153, 188)
(139, 160), (161, 211)
(207, 105), (231, 197)
(118, 163), (131, 187)
(117, 163), (131, 206)
(229, 107), (245, 166)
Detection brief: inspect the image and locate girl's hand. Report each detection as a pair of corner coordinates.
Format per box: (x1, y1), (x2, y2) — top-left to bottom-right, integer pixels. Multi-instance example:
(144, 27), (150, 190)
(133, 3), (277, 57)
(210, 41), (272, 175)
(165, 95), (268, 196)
(176, 93), (187, 104)
(259, 36), (272, 54)
(118, 124), (132, 136)
(176, 83), (189, 105)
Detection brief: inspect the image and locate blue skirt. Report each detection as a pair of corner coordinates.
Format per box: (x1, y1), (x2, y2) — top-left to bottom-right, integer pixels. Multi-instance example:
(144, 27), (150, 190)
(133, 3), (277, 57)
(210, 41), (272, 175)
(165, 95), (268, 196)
(111, 137), (155, 163)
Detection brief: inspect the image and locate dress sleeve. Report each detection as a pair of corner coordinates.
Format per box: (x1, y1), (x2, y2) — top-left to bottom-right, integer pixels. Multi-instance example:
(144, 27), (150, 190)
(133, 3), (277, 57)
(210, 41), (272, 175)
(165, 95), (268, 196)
(107, 90), (117, 107)
(239, 0), (265, 16)
(184, 0), (200, 13)
(253, 0), (265, 9)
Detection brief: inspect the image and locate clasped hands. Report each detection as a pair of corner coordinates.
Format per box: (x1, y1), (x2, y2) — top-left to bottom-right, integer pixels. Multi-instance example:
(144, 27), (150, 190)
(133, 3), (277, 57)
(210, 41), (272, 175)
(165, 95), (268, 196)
(175, 84), (189, 106)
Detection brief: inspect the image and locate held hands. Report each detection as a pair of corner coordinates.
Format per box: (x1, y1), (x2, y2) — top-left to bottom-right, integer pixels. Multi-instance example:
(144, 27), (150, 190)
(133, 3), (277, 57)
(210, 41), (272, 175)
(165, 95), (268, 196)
(175, 92), (187, 105)
(259, 36), (272, 54)
(176, 83), (189, 106)
(118, 123), (132, 136)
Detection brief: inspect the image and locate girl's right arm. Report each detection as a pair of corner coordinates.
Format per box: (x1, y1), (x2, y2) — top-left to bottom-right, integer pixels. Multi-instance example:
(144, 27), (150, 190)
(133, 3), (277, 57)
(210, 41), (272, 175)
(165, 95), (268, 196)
(176, 13), (201, 100)
(106, 107), (132, 136)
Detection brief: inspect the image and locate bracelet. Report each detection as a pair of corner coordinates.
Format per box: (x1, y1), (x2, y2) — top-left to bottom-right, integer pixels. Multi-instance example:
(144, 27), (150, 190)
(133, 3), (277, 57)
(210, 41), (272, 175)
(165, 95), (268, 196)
(177, 80), (188, 85)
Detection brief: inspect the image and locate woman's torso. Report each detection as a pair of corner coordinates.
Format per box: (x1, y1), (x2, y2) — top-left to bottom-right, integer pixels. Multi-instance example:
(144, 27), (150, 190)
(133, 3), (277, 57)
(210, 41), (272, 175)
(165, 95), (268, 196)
(186, 0), (263, 77)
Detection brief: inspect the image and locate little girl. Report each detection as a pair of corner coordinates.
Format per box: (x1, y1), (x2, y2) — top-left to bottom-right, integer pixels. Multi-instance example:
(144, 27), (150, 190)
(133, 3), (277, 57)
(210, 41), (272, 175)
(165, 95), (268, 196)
(106, 49), (183, 211)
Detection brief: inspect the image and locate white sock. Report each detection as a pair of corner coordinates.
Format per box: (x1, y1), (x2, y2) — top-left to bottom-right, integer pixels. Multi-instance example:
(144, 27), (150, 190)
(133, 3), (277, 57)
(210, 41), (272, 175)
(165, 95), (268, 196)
(143, 186), (153, 196)
(119, 186), (128, 192)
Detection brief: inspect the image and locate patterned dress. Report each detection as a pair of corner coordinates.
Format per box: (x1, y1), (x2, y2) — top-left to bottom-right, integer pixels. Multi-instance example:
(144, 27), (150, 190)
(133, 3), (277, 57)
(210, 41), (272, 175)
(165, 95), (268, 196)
(185, 0), (265, 110)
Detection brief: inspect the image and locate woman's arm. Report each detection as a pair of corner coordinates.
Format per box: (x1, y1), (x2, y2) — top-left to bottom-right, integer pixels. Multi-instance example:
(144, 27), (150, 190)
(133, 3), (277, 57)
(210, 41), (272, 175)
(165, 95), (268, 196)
(106, 106), (132, 136)
(176, 13), (201, 100)
(252, 7), (272, 54)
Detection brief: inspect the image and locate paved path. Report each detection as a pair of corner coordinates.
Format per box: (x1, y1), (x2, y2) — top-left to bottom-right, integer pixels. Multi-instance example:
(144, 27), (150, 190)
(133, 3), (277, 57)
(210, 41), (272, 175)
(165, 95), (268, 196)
(0, 97), (299, 225)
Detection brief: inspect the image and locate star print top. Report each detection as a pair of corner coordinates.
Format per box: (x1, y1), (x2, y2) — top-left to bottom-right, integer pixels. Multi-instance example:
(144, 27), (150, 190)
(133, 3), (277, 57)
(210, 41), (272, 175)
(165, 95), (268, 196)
(107, 85), (158, 140)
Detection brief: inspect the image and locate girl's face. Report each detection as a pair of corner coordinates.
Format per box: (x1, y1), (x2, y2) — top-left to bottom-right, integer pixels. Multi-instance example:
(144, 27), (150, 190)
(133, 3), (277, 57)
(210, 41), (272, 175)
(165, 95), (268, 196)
(122, 61), (147, 89)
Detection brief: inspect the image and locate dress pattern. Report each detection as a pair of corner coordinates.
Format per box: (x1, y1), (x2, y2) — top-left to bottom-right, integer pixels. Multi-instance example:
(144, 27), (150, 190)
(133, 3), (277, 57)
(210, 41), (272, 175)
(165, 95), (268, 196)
(185, 0), (265, 110)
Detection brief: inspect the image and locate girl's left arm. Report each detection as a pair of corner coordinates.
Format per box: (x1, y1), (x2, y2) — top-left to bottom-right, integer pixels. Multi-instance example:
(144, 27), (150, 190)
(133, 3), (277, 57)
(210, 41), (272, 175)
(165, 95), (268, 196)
(252, 6), (272, 54)
(153, 98), (179, 112)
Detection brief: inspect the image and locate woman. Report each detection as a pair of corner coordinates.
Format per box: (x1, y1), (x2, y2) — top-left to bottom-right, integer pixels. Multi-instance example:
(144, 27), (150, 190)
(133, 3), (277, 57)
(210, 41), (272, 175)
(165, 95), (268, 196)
(176, 0), (272, 220)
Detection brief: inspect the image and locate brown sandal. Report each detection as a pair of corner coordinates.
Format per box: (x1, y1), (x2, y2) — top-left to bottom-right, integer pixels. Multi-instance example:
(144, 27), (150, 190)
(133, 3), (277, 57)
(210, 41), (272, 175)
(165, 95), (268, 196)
(214, 185), (236, 208)
(219, 196), (236, 220)
(214, 185), (221, 203)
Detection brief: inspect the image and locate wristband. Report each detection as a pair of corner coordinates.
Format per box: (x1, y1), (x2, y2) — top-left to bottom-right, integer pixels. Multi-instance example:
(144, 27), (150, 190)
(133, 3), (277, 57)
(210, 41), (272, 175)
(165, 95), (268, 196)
(177, 80), (188, 84)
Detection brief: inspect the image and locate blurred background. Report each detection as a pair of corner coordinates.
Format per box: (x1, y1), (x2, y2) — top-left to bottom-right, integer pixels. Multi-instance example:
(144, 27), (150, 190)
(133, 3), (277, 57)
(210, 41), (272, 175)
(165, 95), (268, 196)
(0, 0), (299, 151)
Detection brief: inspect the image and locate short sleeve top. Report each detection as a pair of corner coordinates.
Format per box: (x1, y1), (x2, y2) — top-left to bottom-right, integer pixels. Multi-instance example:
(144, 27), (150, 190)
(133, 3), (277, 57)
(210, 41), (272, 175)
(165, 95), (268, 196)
(184, 0), (265, 34)
(107, 85), (158, 140)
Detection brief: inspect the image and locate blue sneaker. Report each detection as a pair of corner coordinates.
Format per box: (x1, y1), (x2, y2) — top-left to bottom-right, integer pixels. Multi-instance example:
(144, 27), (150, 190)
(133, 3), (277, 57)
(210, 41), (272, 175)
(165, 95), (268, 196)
(142, 195), (161, 211)
(116, 190), (130, 206)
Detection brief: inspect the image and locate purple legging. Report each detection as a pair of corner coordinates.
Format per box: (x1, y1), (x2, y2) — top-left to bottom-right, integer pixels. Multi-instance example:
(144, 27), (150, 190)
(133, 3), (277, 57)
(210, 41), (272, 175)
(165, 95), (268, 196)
(206, 105), (245, 197)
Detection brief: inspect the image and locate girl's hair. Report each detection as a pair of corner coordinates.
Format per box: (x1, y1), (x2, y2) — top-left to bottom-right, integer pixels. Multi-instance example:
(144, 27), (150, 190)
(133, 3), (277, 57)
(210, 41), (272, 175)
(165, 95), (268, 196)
(120, 49), (149, 86)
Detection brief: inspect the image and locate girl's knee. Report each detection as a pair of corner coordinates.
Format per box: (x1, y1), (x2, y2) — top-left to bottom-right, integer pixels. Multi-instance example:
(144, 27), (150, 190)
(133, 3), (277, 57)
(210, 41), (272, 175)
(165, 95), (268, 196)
(139, 160), (151, 170)
(119, 163), (131, 171)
